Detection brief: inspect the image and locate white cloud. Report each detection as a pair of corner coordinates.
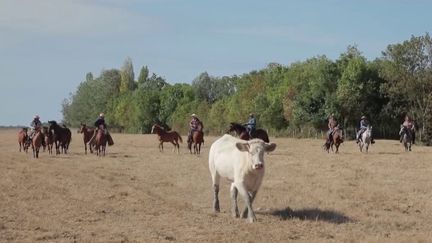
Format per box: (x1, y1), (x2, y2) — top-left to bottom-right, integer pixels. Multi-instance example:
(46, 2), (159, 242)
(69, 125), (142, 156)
(0, 0), (158, 37)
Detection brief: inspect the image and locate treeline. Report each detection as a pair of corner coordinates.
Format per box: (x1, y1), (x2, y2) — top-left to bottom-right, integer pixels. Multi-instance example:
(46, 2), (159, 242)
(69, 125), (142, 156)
(62, 33), (432, 145)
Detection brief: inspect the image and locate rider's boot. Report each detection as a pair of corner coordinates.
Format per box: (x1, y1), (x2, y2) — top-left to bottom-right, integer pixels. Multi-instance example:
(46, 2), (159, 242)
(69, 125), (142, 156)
(371, 138), (375, 144)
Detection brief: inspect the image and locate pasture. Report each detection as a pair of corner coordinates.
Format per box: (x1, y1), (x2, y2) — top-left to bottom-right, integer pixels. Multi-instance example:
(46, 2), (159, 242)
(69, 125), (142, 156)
(1, 128), (432, 242)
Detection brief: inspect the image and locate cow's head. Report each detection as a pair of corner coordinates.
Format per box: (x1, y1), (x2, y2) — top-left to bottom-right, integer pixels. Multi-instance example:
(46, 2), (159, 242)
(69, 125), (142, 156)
(236, 139), (276, 170)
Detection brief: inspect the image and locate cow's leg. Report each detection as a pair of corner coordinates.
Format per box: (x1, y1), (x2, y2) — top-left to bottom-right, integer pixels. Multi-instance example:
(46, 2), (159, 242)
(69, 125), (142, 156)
(230, 183), (239, 217)
(213, 184), (220, 213)
(236, 185), (256, 222)
(241, 191), (257, 219)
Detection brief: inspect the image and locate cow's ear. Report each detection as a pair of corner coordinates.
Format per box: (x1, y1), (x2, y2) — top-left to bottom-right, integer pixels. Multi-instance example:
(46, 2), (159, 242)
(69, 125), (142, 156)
(235, 142), (249, 152)
(264, 143), (276, 153)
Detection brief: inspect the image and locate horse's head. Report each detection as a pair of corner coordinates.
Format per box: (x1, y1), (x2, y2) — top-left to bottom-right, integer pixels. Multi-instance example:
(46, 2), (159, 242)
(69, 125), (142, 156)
(41, 126), (48, 134)
(78, 123), (86, 133)
(151, 124), (161, 134)
(366, 125), (372, 135)
(227, 122), (244, 134)
(226, 123), (235, 133)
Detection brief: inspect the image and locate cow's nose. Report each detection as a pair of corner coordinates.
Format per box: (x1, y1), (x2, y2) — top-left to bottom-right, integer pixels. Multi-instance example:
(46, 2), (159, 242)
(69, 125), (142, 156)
(254, 164), (263, 169)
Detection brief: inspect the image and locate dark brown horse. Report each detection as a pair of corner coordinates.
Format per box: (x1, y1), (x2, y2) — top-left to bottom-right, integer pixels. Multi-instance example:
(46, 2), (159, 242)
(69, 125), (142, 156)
(31, 129), (43, 158)
(48, 120), (72, 155)
(42, 126), (54, 155)
(79, 123), (94, 154)
(227, 122), (270, 143)
(95, 125), (107, 156)
(324, 126), (344, 153)
(151, 124), (183, 153)
(188, 123), (204, 154)
(18, 128), (30, 153)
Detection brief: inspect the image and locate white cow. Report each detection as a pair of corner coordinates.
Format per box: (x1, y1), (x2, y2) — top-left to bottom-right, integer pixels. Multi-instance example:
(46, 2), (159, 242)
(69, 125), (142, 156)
(208, 134), (276, 222)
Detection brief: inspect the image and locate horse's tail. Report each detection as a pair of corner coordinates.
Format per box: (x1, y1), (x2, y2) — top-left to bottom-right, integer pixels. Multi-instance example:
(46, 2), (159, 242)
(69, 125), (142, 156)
(177, 132), (183, 143)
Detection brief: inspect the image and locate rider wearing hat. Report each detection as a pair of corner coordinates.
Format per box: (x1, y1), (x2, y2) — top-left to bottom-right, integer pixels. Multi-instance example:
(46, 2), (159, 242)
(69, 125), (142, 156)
(356, 115), (375, 144)
(327, 113), (338, 143)
(244, 113), (257, 137)
(188, 114), (203, 143)
(401, 115), (416, 144)
(88, 113), (114, 146)
(94, 113), (107, 129)
(29, 114), (46, 146)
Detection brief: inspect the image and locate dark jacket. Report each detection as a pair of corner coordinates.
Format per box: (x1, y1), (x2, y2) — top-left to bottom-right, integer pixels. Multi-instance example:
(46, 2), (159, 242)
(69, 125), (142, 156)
(94, 117), (106, 129)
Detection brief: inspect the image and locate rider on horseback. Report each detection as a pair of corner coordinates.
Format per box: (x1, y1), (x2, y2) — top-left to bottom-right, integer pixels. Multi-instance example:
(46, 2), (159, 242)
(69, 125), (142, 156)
(243, 113), (256, 137)
(187, 114), (203, 143)
(400, 115), (416, 144)
(88, 113), (114, 146)
(29, 115), (46, 146)
(327, 113), (338, 143)
(356, 115), (375, 144)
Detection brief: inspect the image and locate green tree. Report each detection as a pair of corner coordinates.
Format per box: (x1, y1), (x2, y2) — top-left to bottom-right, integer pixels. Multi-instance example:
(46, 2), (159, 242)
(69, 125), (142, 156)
(137, 66), (149, 88)
(120, 57), (135, 93)
(380, 33), (432, 143)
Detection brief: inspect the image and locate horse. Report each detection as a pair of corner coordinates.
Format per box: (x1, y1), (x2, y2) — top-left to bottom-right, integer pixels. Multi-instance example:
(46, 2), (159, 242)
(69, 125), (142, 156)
(48, 120), (72, 155)
(151, 124), (183, 153)
(18, 128), (30, 153)
(359, 126), (372, 153)
(95, 125), (107, 156)
(399, 125), (413, 152)
(226, 122), (270, 143)
(324, 126), (344, 153)
(188, 123), (204, 155)
(41, 126), (54, 155)
(31, 128), (43, 158)
(79, 123), (95, 154)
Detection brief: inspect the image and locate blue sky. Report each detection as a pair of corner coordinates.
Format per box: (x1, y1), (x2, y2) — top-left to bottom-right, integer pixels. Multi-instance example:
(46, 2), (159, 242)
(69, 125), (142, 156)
(0, 0), (430, 126)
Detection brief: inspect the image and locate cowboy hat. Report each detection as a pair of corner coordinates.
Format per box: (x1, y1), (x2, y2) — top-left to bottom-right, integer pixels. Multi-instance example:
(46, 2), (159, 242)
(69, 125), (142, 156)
(361, 115), (367, 119)
(191, 113), (197, 117)
(99, 113), (105, 117)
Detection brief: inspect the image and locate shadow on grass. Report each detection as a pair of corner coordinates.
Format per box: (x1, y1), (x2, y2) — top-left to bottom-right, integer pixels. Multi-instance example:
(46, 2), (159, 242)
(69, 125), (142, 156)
(263, 207), (353, 224)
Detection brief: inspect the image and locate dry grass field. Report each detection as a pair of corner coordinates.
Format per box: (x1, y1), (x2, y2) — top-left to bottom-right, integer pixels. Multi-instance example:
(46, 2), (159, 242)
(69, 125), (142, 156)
(1, 128), (432, 242)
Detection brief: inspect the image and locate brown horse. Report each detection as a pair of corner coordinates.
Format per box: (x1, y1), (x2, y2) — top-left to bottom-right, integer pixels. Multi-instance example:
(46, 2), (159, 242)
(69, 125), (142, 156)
(79, 123), (94, 154)
(188, 123), (204, 154)
(31, 129), (43, 158)
(151, 124), (183, 153)
(18, 128), (30, 153)
(42, 126), (54, 155)
(324, 127), (344, 153)
(48, 120), (72, 155)
(95, 125), (107, 156)
(227, 122), (270, 142)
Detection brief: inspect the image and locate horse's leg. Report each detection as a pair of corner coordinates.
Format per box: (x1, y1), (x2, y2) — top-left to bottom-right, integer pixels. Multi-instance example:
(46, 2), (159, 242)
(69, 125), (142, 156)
(171, 140), (178, 153)
(32, 144), (35, 158)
